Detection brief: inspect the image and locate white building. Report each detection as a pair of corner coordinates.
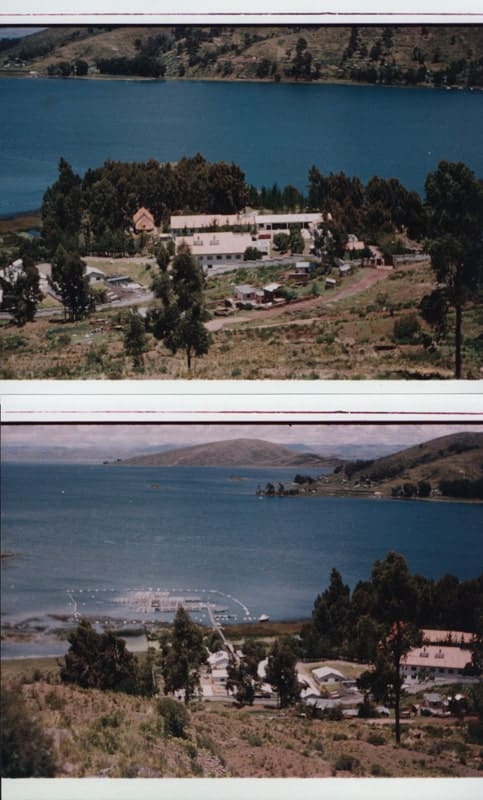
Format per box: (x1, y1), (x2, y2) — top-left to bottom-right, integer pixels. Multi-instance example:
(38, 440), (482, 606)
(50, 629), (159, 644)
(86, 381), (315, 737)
(170, 212), (253, 235)
(85, 266), (106, 283)
(255, 212), (325, 232)
(401, 644), (472, 682)
(178, 232), (268, 271)
(312, 666), (345, 686)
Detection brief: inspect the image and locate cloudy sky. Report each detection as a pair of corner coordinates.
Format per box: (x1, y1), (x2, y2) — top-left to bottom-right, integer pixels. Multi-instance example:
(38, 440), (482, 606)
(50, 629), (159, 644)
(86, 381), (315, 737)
(2, 422), (481, 462)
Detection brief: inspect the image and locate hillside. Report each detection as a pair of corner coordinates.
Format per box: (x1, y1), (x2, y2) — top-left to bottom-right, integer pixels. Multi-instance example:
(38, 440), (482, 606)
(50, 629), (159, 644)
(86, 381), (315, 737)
(118, 437), (336, 468)
(1, 24), (482, 88)
(310, 431), (483, 500)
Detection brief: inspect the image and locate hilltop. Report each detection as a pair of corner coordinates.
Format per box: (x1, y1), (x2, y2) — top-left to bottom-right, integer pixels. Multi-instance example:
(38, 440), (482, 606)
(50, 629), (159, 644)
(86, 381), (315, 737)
(264, 432), (483, 500)
(1, 24), (482, 88)
(117, 437), (337, 468)
(293, 431), (483, 500)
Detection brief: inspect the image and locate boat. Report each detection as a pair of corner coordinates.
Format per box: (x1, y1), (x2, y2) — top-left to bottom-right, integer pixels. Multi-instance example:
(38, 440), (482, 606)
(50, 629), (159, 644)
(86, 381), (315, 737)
(258, 614), (270, 622)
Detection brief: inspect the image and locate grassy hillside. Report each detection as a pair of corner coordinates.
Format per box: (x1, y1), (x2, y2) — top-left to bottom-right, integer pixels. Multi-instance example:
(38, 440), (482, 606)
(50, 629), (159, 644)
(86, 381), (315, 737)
(315, 431), (483, 499)
(1, 256), (482, 380)
(2, 665), (482, 778)
(1, 24), (482, 88)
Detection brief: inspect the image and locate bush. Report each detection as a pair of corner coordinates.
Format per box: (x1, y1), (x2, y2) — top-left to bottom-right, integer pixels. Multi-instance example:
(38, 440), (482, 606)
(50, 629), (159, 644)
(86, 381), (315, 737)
(334, 753), (360, 772)
(1, 686), (56, 777)
(157, 697), (189, 739)
(393, 313), (421, 343)
(44, 690), (65, 710)
(371, 763), (391, 776)
(367, 733), (386, 746)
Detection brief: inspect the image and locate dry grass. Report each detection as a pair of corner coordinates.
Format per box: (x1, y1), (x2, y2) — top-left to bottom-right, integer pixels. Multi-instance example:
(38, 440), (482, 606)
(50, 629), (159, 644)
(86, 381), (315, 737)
(1, 260), (481, 379)
(2, 670), (482, 778)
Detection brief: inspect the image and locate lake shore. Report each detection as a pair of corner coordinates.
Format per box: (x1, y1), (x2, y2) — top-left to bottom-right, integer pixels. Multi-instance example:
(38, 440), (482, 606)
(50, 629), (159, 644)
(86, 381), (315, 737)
(2, 70), (481, 92)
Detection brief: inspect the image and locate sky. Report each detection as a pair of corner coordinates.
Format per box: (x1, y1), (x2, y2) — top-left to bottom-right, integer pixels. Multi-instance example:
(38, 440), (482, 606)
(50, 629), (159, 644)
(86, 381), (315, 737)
(2, 422), (481, 462)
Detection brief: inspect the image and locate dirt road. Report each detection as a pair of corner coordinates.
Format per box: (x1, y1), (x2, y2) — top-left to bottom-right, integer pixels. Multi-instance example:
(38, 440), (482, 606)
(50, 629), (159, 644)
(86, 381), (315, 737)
(206, 267), (396, 332)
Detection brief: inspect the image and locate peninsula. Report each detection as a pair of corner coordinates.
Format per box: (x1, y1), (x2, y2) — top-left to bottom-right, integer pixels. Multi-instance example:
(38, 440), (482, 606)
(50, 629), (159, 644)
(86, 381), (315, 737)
(258, 431), (483, 501)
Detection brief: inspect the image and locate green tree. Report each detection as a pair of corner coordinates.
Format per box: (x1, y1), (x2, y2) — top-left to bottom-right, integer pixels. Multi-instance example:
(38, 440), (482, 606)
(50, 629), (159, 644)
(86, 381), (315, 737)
(242, 638), (267, 680)
(369, 552), (422, 744)
(160, 606), (207, 704)
(289, 227), (305, 254)
(302, 567), (351, 658)
(265, 637), (301, 708)
(49, 245), (92, 321)
(41, 157), (82, 253)
(60, 619), (140, 694)
(1, 686), (56, 777)
(148, 244), (211, 371)
(124, 311), (147, 371)
(1, 256), (43, 326)
(243, 246), (263, 261)
(157, 696), (189, 738)
(421, 161), (483, 378)
(226, 654), (256, 706)
(273, 232), (290, 254)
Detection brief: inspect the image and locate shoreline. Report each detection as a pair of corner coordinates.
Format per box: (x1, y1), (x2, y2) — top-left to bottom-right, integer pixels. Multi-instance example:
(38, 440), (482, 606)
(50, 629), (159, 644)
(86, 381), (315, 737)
(1, 71), (481, 93)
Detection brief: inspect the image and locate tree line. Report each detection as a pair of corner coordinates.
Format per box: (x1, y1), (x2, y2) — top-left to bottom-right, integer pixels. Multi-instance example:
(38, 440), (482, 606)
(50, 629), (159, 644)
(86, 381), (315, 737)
(300, 558), (482, 663)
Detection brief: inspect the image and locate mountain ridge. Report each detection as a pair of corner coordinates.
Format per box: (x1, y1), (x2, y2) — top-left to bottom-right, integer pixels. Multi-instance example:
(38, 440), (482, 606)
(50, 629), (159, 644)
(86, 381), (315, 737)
(1, 25), (482, 89)
(116, 437), (339, 468)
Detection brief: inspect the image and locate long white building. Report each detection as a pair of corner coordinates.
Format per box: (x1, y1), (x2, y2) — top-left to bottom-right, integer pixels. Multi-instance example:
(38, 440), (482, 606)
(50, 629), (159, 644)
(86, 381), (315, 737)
(178, 232), (269, 271)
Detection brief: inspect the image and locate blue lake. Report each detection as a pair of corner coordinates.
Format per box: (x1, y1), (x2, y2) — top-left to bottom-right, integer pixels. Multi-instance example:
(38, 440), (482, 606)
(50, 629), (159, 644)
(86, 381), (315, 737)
(1, 78), (482, 216)
(1, 462), (482, 658)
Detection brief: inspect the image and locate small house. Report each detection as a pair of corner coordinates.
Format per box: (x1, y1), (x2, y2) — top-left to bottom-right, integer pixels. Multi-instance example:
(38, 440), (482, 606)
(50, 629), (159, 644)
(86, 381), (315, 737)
(85, 266), (106, 283)
(312, 667), (345, 686)
(235, 284), (258, 303)
(263, 282), (282, 303)
(133, 207), (155, 232)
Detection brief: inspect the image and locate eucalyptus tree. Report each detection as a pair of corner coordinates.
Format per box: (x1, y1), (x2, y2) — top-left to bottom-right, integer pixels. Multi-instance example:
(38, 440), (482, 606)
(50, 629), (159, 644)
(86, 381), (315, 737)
(421, 161), (483, 378)
(148, 243), (211, 371)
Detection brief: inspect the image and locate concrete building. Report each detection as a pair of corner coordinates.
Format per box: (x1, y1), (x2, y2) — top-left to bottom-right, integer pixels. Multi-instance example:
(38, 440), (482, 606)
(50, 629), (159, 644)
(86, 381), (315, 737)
(401, 644), (472, 682)
(170, 212), (252, 235)
(179, 232), (268, 271)
(255, 212), (325, 232)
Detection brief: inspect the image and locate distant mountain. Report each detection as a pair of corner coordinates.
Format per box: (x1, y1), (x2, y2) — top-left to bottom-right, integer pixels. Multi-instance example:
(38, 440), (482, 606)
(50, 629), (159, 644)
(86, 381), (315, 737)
(118, 438), (338, 468)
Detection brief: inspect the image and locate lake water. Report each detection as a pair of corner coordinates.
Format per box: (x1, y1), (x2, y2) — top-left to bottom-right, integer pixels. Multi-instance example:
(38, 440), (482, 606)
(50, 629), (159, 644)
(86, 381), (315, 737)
(2, 463), (482, 657)
(1, 77), (482, 216)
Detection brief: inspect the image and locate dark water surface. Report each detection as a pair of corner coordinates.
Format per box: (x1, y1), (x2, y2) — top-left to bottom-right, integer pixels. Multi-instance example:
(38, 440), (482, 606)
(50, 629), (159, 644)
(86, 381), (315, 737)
(2, 463), (482, 658)
(1, 78), (482, 216)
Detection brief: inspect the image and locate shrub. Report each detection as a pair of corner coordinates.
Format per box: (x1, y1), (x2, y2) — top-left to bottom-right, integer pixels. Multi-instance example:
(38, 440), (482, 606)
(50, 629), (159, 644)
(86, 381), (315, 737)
(371, 763), (391, 776)
(334, 753), (360, 772)
(393, 313), (421, 343)
(44, 690), (65, 710)
(1, 686), (56, 777)
(367, 733), (385, 746)
(157, 697), (189, 739)
(246, 733), (263, 747)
